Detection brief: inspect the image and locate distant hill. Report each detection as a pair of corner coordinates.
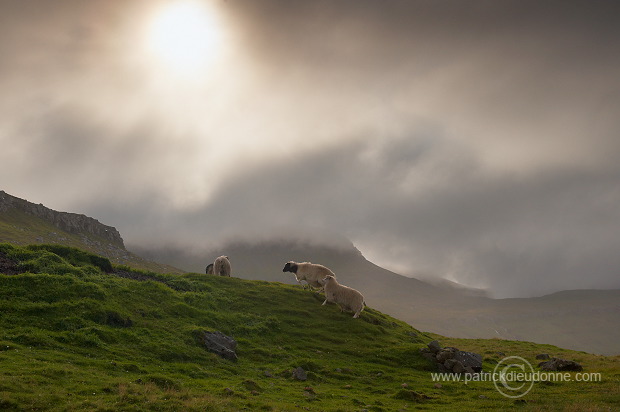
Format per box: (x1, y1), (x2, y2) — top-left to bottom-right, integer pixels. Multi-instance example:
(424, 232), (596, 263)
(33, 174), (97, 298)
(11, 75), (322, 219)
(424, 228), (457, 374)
(135, 239), (620, 356)
(0, 190), (182, 274)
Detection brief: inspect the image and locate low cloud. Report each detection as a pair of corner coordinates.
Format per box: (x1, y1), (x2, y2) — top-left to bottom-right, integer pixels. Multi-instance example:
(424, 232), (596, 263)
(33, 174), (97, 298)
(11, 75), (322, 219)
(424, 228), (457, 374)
(1, 0), (620, 297)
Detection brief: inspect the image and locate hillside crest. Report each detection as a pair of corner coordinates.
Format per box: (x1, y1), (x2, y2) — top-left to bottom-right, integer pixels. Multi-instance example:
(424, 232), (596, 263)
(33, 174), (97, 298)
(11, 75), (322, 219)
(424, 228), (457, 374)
(0, 191), (124, 247)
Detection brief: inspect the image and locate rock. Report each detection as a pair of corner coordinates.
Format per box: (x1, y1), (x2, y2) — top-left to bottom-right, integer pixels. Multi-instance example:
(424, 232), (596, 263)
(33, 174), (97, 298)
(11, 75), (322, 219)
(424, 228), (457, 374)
(538, 358), (583, 372)
(293, 367), (308, 381)
(422, 352), (436, 362)
(452, 361), (465, 374)
(201, 331), (238, 361)
(536, 353), (551, 360)
(428, 340), (442, 354)
(464, 366), (476, 375)
(423, 342), (482, 374)
(264, 370), (274, 378)
(433, 383), (442, 389)
(437, 363), (450, 373)
(444, 359), (458, 370)
(453, 351), (483, 373)
(436, 347), (457, 363)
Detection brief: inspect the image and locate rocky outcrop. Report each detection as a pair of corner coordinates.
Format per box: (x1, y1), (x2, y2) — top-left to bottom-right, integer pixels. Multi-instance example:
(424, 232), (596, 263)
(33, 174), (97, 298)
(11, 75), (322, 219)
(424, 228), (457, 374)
(420, 340), (483, 374)
(0, 191), (124, 248)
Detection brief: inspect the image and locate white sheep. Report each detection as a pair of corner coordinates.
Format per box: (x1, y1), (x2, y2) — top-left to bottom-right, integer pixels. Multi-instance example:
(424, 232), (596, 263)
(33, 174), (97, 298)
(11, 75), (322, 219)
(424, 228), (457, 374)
(205, 263), (214, 275)
(319, 275), (365, 318)
(282, 261), (335, 290)
(213, 255), (231, 277)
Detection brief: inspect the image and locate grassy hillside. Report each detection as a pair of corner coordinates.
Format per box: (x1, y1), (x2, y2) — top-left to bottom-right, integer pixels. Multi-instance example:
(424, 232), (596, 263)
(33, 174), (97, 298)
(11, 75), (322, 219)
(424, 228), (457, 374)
(0, 243), (618, 411)
(0, 207), (182, 274)
(137, 240), (620, 355)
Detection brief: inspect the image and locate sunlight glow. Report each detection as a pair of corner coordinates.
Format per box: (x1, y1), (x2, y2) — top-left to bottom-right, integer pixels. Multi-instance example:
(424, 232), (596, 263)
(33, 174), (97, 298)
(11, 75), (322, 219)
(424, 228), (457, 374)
(146, 1), (222, 74)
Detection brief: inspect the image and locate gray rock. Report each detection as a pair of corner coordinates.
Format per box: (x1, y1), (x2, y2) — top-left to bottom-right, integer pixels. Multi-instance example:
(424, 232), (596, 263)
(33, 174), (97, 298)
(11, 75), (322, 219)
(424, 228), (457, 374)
(536, 353), (551, 360)
(538, 358), (583, 372)
(452, 361), (465, 374)
(292, 367), (308, 381)
(422, 352), (436, 362)
(201, 331), (238, 361)
(437, 363), (450, 373)
(436, 347), (457, 363)
(453, 351), (483, 373)
(444, 359), (458, 370)
(428, 340), (442, 354)
(464, 366), (476, 375)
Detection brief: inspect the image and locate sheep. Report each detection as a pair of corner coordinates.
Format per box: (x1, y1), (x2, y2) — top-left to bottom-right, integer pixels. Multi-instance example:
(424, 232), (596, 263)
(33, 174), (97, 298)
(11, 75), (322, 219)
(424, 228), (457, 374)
(319, 275), (365, 318)
(282, 261), (335, 291)
(213, 255), (231, 277)
(205, 263), (214, 275)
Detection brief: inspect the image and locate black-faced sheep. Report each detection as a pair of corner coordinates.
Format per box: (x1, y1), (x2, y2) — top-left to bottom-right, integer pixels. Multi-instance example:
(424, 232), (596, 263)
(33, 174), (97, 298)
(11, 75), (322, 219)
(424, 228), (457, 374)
(205, 263), (214, 275)
(319, 275), (365, 318)
(282, 261), (336, 290)
(213, 255), (231, 277)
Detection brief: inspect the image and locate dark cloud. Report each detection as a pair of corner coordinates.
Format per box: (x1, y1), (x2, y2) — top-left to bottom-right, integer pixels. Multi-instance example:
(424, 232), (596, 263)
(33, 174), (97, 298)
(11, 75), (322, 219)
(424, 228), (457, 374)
(1, 0), (620, 297)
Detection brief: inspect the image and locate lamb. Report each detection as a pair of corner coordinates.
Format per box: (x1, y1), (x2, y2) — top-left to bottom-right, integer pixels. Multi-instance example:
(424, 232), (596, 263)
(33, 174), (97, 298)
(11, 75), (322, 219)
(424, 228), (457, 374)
(319, 275), (365, 318)
(213, 255), (231, 277)
(282, 261), (335, 290)
(205, 263), (214, 275)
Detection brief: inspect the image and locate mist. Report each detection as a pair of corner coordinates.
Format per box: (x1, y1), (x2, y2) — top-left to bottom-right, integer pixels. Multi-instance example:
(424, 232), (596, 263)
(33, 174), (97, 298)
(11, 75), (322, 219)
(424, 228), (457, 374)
(1, 0), (620, 297)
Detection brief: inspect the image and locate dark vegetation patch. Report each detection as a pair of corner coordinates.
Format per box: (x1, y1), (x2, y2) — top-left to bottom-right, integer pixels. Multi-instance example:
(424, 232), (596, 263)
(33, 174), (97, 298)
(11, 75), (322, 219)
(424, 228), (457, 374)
(0, 250), (20, 275)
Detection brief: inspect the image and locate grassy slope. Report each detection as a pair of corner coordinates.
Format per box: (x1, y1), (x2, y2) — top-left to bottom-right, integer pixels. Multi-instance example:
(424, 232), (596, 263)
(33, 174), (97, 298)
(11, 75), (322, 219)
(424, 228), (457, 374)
(0, 209), (182, 274)
(0, 244), (618, 411)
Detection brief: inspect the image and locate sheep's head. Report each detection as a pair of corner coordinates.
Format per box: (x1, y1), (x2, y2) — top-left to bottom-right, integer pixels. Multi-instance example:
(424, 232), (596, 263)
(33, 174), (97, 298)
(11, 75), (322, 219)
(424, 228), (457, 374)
(319, 275), (334, 286)
(283, 261), (298, 273)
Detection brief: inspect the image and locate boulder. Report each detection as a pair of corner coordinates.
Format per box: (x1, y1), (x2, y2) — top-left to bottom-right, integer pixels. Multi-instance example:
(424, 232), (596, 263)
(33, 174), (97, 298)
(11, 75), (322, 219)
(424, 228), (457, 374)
(452, 361), (465, 374)
(536, 353), (551, 360)
(436, 347), (457, 363)
(538, 358), (583, 372)
(428, 340), (442, 354)
(201, 331), (238, 361)
(453, 350), (483, 373)
(444, 359), (458, 370)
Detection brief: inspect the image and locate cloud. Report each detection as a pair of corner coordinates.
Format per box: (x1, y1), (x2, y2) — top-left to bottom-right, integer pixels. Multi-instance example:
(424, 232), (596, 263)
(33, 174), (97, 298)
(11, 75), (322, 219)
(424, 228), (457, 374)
(1, 0), (620, 297)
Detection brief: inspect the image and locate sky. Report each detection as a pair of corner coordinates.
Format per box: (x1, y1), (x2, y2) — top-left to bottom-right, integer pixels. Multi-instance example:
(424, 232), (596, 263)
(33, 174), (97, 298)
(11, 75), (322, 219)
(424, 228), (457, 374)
(1, 0), (619, 298)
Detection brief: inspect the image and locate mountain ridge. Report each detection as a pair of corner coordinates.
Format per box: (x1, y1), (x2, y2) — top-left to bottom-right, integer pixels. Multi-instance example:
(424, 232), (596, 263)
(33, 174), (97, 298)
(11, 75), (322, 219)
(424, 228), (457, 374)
(0, 190), (182, 274)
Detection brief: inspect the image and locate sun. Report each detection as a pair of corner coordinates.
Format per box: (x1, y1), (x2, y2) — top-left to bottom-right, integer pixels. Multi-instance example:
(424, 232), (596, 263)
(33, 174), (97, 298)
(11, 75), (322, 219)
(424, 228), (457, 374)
(146, 1), (222, 74)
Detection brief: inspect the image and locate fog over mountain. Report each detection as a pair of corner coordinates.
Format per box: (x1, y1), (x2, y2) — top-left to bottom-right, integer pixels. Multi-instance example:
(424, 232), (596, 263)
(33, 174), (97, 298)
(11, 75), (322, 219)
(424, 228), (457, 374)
(2, 0), (620, 297)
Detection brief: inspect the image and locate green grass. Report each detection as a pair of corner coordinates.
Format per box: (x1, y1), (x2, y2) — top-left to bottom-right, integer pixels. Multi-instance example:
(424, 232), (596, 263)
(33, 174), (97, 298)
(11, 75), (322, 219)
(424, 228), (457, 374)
(0, 243), (618, 411)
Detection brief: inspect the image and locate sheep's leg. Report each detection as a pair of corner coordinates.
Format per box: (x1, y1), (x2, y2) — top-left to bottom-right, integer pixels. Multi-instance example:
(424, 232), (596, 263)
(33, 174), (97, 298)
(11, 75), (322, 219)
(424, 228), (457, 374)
(322, 299), (328, 306)
(353, 309), (361, 318)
